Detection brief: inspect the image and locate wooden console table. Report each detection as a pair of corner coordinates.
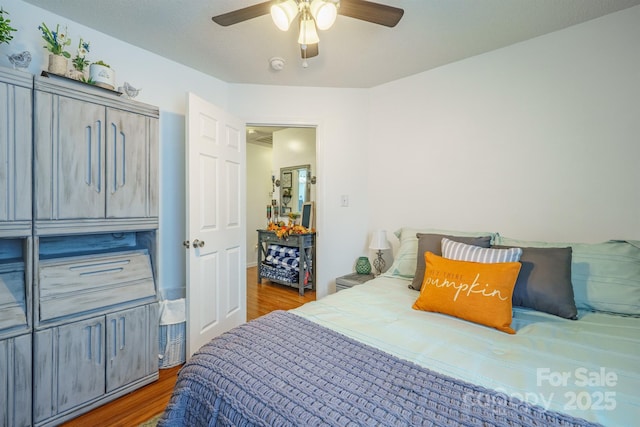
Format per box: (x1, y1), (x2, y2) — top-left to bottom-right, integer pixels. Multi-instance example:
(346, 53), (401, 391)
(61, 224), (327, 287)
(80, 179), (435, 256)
(257, 230), (316, 295)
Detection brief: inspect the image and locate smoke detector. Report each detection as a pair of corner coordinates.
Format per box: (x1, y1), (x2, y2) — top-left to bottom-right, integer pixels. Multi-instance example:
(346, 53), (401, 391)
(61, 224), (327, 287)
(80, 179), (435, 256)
(269, 57), (285, 71)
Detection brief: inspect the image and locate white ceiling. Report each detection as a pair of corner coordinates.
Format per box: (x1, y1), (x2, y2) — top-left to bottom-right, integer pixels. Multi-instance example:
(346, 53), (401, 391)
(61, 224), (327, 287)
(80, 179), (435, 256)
(23, 0), (640, 88)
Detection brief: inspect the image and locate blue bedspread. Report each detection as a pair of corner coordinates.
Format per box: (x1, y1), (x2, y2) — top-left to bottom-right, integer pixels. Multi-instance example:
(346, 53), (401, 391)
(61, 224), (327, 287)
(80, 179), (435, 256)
(159, 311), (600, 427)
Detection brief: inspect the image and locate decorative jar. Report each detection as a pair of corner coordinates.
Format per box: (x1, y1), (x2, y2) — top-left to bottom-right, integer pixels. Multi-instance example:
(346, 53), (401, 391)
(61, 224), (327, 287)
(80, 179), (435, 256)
(355, 256), (372, 275)
(48, 54), (67, 75)
(90, 63), (115, 90)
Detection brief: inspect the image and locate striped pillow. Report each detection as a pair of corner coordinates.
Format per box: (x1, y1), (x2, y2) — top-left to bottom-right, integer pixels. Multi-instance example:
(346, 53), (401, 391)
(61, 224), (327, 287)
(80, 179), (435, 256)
(442, 237), (522, 263)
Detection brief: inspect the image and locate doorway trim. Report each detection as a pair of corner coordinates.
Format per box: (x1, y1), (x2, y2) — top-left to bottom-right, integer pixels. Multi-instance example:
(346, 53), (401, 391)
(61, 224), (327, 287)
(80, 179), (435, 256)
(245, 118), (325, 298)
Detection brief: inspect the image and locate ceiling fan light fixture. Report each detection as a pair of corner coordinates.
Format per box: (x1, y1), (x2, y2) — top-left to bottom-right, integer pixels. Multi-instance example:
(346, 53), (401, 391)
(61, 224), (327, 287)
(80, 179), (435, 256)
(298, 15), (320, 45)
(310, 0), (338, 30)
(271, 0), (299, 31)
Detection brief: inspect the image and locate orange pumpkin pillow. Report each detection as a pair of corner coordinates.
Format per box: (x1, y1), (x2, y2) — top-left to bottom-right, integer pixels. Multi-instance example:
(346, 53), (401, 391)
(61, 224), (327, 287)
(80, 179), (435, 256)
(413, 252), (521, 334)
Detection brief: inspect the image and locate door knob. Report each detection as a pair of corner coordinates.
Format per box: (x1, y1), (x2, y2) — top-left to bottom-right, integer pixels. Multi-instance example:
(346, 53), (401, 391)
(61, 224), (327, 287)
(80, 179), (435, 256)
(183, 240), (190, 249)
(192, 239), (205, 248)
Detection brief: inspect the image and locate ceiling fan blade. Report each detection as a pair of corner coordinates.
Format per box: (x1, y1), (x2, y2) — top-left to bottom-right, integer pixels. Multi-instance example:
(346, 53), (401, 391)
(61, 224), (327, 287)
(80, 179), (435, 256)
(339, 0), (404, 27)
(212, 1), (272, 26)
(301, 43), (319, 59)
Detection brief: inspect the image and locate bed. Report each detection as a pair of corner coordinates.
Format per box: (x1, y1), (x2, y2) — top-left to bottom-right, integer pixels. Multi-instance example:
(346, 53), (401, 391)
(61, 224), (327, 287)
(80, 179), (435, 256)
(159, 228), (640, 426)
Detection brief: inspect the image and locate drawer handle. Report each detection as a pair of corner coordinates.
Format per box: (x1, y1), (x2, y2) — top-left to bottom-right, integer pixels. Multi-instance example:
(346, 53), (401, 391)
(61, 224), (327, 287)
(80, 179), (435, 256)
(69, 259), (130, 271)
(79, 267), (124, 277)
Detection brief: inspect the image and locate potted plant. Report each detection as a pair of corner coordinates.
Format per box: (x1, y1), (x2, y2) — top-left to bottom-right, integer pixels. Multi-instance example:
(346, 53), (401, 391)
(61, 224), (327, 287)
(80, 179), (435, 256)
(38, 22), (71, 75)
(0, 7), (17, 45)
(68, 37), (90, 80)
(90, 60), (116, 90)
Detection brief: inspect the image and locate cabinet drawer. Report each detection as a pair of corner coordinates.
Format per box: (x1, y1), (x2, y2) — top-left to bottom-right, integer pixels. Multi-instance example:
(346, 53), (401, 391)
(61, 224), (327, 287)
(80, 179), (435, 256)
(259, 232), (282, 244)
(259, 232), (314, 246)
(39, 250), (155, 321)
(0, 262), (27, 331)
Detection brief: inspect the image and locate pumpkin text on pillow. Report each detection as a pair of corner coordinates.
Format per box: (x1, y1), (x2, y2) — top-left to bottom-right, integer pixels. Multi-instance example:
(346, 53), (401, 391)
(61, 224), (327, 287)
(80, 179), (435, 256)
(413, 252), (522, 334)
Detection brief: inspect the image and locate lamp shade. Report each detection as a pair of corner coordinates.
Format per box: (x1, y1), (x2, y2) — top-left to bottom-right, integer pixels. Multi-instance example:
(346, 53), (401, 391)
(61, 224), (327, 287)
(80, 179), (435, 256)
(369, 230), (390, 250)
(310, 0), (338, 30)
(298, 16), (320, 45)
(271, 0), (299, 31)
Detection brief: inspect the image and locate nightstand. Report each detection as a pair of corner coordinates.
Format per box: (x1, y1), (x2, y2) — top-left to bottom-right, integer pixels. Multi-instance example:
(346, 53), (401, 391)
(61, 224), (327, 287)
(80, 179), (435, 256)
(336, 273), (375, 291)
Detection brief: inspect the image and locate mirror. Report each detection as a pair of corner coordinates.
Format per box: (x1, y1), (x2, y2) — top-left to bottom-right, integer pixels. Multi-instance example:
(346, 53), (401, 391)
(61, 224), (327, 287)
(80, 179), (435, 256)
(280, 164), (311, 215)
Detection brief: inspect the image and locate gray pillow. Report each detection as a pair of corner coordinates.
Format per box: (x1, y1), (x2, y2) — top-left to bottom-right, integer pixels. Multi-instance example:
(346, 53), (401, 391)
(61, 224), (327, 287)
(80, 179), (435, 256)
(494, 245), (577, 319)
(409, 234), (492, 291)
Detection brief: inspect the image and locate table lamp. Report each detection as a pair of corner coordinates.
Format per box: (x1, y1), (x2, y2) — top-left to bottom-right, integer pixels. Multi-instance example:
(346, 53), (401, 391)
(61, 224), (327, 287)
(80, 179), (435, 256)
(369, 230), (390, 276)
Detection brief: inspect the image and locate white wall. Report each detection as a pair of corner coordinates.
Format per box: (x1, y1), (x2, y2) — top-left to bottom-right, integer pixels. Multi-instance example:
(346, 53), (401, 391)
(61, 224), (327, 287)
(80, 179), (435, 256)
(246, 142), (273, 267)
(272, 127), (317, 213)
(368, 6), (640, 248)
(273, 128), (316, 175)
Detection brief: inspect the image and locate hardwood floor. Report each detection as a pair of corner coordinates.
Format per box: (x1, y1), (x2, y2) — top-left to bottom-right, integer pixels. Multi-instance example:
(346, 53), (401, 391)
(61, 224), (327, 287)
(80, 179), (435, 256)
(61, 267), (315, 426)
(246, 264), (316, 321)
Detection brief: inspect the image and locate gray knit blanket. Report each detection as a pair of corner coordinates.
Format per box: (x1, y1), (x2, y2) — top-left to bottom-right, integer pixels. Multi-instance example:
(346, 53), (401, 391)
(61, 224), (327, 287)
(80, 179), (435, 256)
(159, 311), (600, 427)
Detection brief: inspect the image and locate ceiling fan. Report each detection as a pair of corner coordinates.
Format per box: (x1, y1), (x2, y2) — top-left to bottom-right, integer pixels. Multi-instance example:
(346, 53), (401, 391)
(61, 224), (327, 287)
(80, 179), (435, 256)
(212, 0), (404, 61)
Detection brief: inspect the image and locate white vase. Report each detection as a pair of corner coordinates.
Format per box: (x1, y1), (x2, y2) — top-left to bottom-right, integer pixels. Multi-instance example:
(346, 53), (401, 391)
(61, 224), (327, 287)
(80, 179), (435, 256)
(48, 54), (68, 75)
(90, 63), (116, 90)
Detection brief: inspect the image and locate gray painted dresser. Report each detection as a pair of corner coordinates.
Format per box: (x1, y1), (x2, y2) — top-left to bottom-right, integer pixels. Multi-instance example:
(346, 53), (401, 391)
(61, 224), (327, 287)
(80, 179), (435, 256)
(0, 66), (33, 427)
(0, 66), (160, 427)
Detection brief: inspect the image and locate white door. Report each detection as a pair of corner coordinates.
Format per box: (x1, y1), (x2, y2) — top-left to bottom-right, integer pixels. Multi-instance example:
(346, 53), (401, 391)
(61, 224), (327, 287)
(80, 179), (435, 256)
(186, 93), (246, 357)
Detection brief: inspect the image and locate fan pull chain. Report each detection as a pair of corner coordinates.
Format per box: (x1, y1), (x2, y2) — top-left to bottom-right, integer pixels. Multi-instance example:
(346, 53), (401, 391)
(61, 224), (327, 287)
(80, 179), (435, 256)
(301, 44), (309, 68)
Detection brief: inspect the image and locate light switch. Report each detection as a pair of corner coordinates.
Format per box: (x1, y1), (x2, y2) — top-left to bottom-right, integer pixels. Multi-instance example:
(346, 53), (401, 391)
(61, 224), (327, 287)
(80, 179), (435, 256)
(340, 195), (349, 207)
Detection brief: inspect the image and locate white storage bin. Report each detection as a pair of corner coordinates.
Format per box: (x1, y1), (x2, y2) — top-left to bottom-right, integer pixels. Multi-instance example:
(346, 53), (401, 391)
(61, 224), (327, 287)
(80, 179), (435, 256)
(158, 297), (186, 368)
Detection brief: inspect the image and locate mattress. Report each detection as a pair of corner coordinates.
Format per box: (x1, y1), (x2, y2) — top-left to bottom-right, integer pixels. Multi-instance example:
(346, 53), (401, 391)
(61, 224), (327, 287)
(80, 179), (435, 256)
(292, 276), (639, 426)
(160, 310), (599, 427)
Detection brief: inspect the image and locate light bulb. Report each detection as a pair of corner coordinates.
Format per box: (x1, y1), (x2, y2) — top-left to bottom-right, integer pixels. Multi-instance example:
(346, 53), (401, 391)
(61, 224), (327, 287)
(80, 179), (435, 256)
(310, 0), (337, 30)
(271, 0), (299, 31)
(298, 17), (320, 45)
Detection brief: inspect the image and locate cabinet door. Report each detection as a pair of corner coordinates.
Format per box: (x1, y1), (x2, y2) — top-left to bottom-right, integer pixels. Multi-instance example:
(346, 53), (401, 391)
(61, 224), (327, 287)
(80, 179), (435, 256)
(0, 78), (32, 226)
(34, 317), (106, 421)
(58, 318), (106, 412)
(0, 334), (32, 427)
(34, 93), (105, 220)
(105, 108), (150, 218)
(106, 304), (158, 392)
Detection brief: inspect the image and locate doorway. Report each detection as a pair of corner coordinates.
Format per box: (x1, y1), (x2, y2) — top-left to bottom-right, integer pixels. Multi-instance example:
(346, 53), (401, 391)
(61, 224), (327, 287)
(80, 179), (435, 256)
(246, 125), (317, 312)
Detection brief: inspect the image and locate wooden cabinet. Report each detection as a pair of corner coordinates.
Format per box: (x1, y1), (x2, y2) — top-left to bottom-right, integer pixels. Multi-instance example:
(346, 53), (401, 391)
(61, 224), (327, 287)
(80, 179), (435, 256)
(0, 68), (32, 238)
(34, 303), (158, 424)
(105, 107), (158, 218)
(335, 272), (375, 291)
(33, 73), (159, 234)
(34, 317), (106, 420)
(29, 73), (160, 426)
(0, 65), (160, 427)
(257, 230), (316, 295)
(0, 259), (28, 334)
(0, 333), (32, 427)
(0, 67), (32, 427)
(36, 248), (156, 325)
(106, 305), (159, 392)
